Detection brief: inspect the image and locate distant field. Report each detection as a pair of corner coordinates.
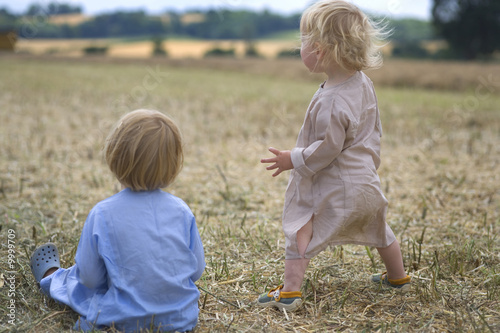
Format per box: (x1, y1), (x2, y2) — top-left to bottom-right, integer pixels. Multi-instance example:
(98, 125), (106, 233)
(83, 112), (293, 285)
(1, 56), (499, 332)
(16, 37), (301, 59)
(14, 37), (500, 92)
(13, 34), (448, 60)
(47, 13), (90, 26)
(9, 46), (500, 92)
(46, 12), (206, 26)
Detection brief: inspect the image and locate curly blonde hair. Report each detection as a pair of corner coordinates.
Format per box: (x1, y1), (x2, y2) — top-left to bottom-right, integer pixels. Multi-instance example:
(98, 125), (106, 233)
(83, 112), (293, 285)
(105, 109), (183, 191)
(300, 0), (388, 71)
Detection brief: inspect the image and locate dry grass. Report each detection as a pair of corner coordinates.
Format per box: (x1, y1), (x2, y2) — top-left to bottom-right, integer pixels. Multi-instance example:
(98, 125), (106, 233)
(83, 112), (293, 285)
(0, 56), (499, 332)
(8, 53), (500, 92)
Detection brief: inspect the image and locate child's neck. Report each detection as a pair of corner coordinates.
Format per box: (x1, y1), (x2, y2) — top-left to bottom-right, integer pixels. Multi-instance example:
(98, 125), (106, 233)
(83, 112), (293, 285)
(323, 65), (356, 88)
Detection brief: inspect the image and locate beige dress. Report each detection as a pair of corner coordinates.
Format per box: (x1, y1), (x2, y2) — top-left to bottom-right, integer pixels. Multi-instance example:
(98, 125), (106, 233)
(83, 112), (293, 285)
(284, 71), (396, 259)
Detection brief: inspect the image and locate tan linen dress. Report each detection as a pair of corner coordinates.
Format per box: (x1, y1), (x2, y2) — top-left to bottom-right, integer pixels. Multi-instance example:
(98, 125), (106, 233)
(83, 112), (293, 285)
(284, 71), (396, 259)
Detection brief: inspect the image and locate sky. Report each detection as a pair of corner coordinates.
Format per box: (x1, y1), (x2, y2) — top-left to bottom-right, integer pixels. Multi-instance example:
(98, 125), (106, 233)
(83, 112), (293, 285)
(1, 0), (432, 20)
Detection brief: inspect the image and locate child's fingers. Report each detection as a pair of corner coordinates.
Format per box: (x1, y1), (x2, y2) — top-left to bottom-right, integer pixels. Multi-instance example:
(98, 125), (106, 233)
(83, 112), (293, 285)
(266, 163), (278, 170)
(260, 157), (277, 164)
(261, 147), (280, 164)
(268, 147), (280, 156)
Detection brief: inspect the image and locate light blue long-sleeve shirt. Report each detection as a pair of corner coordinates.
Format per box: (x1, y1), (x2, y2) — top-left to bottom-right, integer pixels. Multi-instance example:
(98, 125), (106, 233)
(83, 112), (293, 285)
(41, 188), (205, 332)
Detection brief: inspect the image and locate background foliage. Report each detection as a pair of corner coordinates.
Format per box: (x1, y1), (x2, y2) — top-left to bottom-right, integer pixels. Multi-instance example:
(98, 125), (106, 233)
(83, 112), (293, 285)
(432, 0), (500, 60)
(3, 1), (499, 59)
(0, 3), (432, 55)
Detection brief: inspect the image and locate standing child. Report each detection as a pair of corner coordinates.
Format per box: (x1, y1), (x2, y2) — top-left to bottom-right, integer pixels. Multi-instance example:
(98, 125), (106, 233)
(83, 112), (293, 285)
(30, 109), (205, 332)
(258, 0), (410, 311)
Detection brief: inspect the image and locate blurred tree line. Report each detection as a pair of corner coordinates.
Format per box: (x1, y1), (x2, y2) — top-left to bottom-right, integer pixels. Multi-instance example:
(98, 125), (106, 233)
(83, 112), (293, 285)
(0, 5), (433, 45)
(24, 2), (82, 15)
(1, 1), (498, 60)
(432, 0), (500, 60)
(0, 3), (299, 40)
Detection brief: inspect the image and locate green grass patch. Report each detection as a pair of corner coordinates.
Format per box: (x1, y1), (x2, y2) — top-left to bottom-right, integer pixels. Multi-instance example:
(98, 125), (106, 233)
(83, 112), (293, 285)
(260, 29), (300, 41)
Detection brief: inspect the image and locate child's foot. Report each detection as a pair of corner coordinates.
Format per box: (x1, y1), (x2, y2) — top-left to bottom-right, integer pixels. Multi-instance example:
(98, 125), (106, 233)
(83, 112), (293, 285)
(257, 285), (302, 311)
(370, 272), (411, 292)
(30, 243), (61, 283)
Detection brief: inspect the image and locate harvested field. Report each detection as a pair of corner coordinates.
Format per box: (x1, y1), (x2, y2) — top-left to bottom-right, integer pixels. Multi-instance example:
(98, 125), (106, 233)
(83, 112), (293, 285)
(0, 56), (499, 332)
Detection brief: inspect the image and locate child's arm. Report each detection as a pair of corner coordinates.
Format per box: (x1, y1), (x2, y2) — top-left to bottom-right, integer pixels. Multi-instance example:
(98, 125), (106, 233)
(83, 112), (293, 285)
(290, 107), (348, 178)
(74, 208), (108, 290)
(261, 147), (293, 177)
(189, 216), (205, 281)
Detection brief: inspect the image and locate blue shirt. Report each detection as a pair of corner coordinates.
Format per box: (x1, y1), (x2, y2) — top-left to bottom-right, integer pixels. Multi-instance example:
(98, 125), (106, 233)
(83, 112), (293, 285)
(41, 188), (205, 332)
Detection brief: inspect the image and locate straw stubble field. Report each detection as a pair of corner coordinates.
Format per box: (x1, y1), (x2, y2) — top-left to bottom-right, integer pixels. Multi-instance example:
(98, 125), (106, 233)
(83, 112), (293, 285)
(0, 56), (499, 332)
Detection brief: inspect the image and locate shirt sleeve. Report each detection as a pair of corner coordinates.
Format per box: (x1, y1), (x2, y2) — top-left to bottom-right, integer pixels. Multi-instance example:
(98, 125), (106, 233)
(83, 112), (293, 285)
(291, 98), (350, 178)
(189, 215), (205, 282)
(74, 207), (108, 290)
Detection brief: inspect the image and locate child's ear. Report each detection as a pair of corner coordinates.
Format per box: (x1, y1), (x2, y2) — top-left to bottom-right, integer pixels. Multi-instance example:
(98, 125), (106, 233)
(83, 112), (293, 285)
(315, 43), (325, 60)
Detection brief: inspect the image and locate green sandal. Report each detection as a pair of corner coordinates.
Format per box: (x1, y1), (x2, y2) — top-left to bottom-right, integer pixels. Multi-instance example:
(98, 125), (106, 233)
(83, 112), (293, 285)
(257, 285), (302, 312)
(371, 272), (411, 292)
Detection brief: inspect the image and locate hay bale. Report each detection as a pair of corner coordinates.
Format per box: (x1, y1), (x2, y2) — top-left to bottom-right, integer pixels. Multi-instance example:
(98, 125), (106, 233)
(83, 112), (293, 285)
(0, 30), (17, 51)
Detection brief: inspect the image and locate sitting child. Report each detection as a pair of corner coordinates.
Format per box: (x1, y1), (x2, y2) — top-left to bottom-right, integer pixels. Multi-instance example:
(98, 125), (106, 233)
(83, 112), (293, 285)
(30, 109), (205, 332)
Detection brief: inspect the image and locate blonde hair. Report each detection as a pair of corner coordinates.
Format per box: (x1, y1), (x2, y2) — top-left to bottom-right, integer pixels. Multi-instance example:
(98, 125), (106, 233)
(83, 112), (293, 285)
(105, 109), (183, 191)
(300, 0), (388, 71)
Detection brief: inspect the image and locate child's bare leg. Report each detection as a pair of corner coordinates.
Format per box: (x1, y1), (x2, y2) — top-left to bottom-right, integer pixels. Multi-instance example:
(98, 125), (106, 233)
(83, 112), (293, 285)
(376, 240), (406, 280)
(283, 218), (313, 292)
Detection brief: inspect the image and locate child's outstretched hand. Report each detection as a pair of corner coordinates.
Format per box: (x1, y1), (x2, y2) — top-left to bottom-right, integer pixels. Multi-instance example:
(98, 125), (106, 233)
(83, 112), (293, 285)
(261, 147), (293, 177)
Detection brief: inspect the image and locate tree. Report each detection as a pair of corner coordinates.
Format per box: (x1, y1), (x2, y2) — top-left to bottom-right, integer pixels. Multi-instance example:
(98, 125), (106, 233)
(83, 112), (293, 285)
(25, 2), (82, 15)
(0, 8), (17, 30)
(389, 18), (435, 43)
(151, 36), (168, 57)
(432, 0), (500, 60)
